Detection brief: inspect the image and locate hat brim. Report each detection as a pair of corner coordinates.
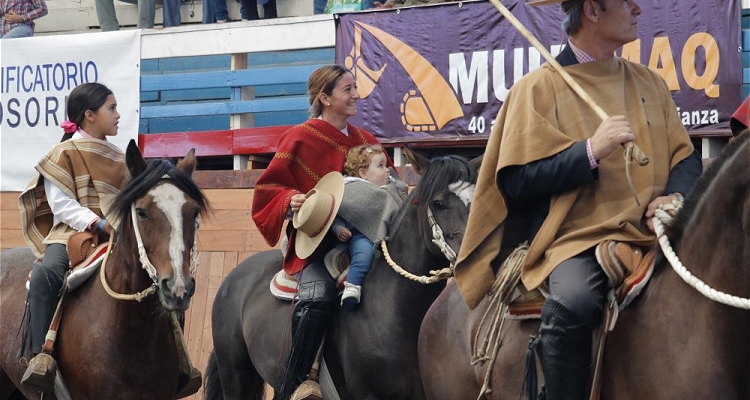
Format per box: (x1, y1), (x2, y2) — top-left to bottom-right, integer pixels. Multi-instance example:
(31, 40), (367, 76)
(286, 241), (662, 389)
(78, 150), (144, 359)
(293, 171), (345, 259)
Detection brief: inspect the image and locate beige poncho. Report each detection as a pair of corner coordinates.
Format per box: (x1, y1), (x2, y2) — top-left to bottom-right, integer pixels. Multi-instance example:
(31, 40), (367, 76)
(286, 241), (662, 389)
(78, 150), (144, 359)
(19, 138), (129, 258)
(454, 57), (695, 309)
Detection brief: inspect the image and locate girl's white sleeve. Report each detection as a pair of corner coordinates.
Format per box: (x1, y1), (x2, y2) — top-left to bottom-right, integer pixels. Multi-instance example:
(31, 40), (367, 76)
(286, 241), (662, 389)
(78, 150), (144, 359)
(44, 178), (99, 232)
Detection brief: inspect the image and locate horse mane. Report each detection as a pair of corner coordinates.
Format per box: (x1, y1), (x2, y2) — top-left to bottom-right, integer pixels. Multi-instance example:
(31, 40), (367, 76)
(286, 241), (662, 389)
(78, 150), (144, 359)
(112, 158), (209, 225)
(413, 155), (478, 233)
(660, 130), (750, 257)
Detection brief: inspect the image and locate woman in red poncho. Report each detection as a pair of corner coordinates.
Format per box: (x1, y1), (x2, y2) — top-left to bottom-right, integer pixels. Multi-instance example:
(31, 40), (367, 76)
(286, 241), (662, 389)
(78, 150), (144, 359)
(251, 65), (392, 399)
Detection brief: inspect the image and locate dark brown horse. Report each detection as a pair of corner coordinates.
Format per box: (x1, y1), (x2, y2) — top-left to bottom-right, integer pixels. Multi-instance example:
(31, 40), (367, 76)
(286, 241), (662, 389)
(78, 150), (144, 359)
(204, 149), (480, 400)
(419, 133), (750, 400)
(0, 141), (208, 400)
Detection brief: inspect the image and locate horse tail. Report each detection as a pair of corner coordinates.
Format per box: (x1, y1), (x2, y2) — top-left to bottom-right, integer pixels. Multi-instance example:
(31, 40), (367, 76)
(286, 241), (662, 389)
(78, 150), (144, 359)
(203, 350), (222, 400)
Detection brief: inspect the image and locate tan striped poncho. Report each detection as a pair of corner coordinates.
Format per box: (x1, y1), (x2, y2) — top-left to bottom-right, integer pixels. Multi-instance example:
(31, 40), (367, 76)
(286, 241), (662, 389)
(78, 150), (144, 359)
(454, 57), (695, 309)
(18, 138), (129, 258)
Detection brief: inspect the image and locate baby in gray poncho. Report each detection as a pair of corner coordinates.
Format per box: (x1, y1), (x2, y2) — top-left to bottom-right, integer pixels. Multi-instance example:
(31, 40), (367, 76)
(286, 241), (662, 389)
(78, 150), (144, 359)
(331, 144), (403, 308)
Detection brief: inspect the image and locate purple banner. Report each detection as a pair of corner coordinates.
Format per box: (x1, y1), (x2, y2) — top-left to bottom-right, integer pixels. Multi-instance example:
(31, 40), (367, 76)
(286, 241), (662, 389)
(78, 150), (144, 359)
(335, 0), (741, 140)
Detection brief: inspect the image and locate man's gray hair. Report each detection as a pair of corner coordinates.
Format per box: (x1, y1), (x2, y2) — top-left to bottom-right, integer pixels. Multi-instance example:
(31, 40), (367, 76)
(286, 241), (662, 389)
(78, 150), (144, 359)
(562, 0), (607, 36)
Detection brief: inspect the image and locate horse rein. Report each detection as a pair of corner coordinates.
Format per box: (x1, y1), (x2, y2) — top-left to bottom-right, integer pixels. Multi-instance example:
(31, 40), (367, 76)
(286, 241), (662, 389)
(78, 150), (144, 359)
(100, 232), (156, 302)
(380, 205), (456, 285)
(653, 207), (750, 309)
(99, 202), (200, 302)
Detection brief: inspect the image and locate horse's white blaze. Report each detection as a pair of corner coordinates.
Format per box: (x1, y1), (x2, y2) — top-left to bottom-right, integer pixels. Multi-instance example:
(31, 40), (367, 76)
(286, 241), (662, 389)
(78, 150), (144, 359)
(449, 181), (475, 207)
(150, 184), (188, 298)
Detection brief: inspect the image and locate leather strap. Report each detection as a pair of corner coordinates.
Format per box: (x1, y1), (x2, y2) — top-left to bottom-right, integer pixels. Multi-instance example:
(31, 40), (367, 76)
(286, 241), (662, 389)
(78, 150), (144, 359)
(41, 275), (70, 355)
(588, 297), (616, 400)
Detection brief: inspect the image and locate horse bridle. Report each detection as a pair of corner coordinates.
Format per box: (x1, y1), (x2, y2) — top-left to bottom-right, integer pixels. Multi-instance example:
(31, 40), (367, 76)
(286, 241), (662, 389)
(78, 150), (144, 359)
(380, 204), (457, 285)
(99, 202), (200, 302)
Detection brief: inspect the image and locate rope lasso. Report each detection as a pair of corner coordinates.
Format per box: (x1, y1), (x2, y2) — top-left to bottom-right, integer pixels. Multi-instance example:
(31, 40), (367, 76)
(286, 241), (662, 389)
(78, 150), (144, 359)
(653, 208), (750, 309)
(470, 243), (527, 400)
(487, 0), (648, 205)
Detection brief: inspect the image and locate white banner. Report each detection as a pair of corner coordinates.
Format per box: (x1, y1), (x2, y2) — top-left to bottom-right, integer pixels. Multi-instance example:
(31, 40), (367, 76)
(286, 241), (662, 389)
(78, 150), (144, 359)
(0, 30), (140, 191)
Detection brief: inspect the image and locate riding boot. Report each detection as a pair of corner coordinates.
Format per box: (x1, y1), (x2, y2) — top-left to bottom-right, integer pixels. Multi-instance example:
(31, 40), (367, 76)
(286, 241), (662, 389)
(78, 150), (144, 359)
(21, 256), (65, 394)
(279, 280), (336, 400)
(537, 296), (592, 400)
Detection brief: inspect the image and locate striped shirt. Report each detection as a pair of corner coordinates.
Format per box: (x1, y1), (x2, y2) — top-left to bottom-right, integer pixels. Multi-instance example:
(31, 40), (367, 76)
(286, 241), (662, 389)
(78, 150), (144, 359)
(1, 0), (48, 35)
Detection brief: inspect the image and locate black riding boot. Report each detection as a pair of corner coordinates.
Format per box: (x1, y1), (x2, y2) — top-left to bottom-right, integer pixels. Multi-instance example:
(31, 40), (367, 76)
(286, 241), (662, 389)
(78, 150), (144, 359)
(537, 296), (592, 400)
(279, 280), (336, 400)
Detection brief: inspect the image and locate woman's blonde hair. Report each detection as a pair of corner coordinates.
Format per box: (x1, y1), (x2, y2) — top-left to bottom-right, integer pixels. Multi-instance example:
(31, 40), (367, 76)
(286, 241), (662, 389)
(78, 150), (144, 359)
(344, 144), (386, 177)
(308, 65), (353, 118)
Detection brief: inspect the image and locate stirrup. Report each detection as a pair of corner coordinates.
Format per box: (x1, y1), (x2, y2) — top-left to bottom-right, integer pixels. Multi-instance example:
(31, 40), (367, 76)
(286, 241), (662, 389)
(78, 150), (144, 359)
(174, 366), (202, 398)
(21, 353), (57, 393)
(290, 379), (323, 400)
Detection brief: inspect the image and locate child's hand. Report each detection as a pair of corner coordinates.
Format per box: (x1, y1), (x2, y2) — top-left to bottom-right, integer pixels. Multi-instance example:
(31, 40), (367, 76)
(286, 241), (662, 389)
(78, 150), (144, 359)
(337, 228), (352, 242)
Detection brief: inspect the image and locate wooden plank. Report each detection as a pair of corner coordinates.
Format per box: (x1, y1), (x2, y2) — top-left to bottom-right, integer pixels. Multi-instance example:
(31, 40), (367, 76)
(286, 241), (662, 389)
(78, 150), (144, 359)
(193, 170), (263, 189)
(140, 96), (309, 118)
(139, 131), (234, 158)
(141, 65), (320, 91)
(197, 252), (226, 371)
(245, 230), (277, 252)
(202, 209), (252, 231)
(0, 229), (26, 250)
(203, 189), (253, 210)
(222, 251), (240, 278)
(0, 209), (21, 230)
(233, 125), (292, 154)
(1, 192), (20, 210)
(184, 252), (211, 378)
(198, 230), (248, 252)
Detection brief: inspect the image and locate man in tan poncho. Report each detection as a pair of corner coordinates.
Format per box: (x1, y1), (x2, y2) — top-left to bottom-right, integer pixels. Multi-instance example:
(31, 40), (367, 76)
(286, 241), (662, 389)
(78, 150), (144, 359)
(453, 1), (702, 399)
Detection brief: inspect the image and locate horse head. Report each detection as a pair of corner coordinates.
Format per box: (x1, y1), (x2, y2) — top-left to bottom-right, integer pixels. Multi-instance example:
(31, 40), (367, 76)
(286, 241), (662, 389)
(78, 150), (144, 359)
(111, 141), (209, 311)
(404, 146), (481, 265)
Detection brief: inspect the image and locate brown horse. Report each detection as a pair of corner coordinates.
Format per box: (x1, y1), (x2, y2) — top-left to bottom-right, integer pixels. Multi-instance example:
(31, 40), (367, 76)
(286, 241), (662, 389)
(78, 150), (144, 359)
(419, 132), (750, 400)
(0, 141), (208, 400)
(204, 149), (480, 400)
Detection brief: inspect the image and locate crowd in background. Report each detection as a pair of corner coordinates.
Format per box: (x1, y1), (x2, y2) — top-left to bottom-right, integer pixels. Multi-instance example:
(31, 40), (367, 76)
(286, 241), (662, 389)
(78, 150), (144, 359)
(0, 0), (452, 39)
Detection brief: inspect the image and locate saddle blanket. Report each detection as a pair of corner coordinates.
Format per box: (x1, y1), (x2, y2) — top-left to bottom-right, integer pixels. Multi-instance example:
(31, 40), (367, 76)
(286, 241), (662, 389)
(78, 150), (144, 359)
(507, 240), (655, 319)
(26, 243), (109, 293)
(270, 245), (350, 301)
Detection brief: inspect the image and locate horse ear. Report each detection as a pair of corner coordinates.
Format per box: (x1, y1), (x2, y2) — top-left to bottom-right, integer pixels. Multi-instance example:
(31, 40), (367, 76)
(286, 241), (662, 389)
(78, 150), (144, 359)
(176, 148), (196, 176)
(470, 154), (483, 170)
(126, 139), (147, 178)
(403, 146), (430, 176)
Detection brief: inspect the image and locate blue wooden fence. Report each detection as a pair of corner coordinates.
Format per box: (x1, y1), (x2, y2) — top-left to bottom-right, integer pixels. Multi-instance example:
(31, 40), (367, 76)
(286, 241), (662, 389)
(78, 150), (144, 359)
(139, 47), (335, 134)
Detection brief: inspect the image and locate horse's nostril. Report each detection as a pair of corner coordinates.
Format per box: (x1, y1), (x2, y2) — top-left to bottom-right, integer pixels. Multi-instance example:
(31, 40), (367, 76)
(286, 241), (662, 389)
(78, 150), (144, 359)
(186, 279), (195, 296)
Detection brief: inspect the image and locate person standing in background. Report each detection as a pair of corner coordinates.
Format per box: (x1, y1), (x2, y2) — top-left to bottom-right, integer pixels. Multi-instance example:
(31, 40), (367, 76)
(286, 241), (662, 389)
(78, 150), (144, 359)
(94, 0), (120, 31)
(137, 0), (181, 29)
(0, 0), (47, 38)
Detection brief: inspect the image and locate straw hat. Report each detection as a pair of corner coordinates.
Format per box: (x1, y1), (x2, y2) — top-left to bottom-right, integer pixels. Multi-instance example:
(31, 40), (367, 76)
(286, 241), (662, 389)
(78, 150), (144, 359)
(293, 171), (345, 259)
